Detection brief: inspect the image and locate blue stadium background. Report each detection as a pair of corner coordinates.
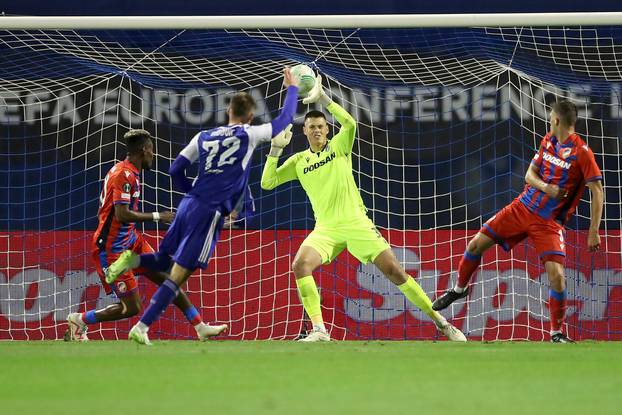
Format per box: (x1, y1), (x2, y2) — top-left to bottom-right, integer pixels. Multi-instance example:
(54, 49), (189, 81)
(1, 1), (620, 234)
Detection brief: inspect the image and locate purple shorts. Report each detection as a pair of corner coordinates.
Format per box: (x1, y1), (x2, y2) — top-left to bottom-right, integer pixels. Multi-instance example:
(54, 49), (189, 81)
(160, 196), (223, 270)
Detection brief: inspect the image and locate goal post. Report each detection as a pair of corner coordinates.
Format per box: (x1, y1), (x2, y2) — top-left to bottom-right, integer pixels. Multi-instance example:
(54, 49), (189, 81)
(2, 13), (622, 28)
(0, 14), (620, 341)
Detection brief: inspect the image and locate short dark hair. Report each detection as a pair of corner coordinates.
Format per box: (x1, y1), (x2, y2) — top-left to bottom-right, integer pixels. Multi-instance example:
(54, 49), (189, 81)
(230, 92), (256, 118)
(124, 129), (153, 155)
(304, 110), (326, 122)
(551, 100), (578, 127)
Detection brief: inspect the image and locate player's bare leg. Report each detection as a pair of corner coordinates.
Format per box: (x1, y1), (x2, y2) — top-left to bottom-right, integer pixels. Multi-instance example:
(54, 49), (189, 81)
(144, 270), (227, 340)
(129, 263), (195, 345)
(374, 248), (466, 342)
(545, 260), (574, 343)
(95, 293), (142, 322)
(432, 232), (496, 311)
(292, 246), (329, 342)
(64, 293), (141, 342)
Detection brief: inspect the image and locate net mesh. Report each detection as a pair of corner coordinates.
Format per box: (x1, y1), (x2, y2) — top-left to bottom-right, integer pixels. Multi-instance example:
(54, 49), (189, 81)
(0, 26), (620, 341)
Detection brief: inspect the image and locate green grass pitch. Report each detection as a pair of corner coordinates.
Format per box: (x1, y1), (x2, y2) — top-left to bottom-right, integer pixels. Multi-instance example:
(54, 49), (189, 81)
(1, 341), (620, 415)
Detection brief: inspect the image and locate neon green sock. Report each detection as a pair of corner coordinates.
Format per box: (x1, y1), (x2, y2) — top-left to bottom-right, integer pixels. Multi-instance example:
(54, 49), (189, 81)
(398, 276), (435, 318)
(295, 276), (322, 321)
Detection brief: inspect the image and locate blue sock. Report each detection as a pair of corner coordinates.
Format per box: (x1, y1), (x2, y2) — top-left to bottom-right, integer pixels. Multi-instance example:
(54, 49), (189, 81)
(139, 252), (172, 272)
(140, 279), (179, 327)
(84, 310), (98, 324)
(183, 306), (202, 326)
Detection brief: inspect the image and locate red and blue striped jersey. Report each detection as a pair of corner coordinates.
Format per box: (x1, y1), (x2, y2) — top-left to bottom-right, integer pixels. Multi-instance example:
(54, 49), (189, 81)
(92, 159), (141, 253)
(518, 132), (602, 225)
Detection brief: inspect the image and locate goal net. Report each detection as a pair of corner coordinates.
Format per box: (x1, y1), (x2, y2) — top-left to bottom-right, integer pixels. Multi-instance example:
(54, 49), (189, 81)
(0, 19), (620, 341)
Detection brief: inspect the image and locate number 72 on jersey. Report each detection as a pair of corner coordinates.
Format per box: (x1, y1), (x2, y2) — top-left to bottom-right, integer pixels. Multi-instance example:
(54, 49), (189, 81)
(202, 137), (240, 173)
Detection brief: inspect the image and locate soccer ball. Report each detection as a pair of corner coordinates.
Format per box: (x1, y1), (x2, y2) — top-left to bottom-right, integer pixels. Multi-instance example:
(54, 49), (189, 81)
(290, 64), (316, 96)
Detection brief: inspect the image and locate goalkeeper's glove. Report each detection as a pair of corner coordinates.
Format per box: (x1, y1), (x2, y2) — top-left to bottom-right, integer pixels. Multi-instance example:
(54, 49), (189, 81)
(269, 124), (293, 157)
(302, 74), (332, 106)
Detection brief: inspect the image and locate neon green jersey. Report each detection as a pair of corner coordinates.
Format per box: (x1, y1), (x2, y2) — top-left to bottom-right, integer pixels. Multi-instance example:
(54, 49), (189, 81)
(261, 102), (367, 226)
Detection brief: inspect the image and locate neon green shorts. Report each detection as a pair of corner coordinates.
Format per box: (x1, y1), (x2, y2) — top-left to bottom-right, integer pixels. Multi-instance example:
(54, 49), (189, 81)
(301, 216), (391, 264)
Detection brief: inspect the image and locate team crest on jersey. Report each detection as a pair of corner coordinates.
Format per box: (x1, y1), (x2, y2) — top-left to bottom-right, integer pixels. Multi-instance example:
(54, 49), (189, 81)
(560, 148), (572, 159)
(117, 281), (127, 293)
(306, 157), (310, 162)
(123, 183), (131, 192)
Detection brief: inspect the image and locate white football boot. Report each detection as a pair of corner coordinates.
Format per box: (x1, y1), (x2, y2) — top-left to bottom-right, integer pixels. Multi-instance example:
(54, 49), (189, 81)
(196, 323), (228, 341)
(437, 321), (467, 342)
(128, 324), (152, 346)
(65, 313), (89, 342)
(299, 329), (331, 342)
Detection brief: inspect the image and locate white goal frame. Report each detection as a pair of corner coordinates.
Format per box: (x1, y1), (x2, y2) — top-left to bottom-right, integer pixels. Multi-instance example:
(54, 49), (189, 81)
(0, 12), (620, 341)
(1, 12), (622, 29)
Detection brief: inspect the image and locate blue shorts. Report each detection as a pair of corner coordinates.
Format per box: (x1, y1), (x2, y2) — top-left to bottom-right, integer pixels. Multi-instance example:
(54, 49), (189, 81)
(159, 196), (224, 271)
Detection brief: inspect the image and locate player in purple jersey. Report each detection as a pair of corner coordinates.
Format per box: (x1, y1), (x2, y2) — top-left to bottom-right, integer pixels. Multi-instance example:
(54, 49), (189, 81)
(106, 68), (300, 345)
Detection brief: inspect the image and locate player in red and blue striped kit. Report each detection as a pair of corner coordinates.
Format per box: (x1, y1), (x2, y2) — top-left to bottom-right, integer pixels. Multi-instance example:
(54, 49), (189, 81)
(432, 100), (604, 343)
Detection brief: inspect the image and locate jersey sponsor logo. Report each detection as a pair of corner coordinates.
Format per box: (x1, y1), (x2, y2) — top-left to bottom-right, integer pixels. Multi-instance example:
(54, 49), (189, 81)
(303, 152), (336, 174)
(560, 148), (572, 159)
(543, 152), (571, 169)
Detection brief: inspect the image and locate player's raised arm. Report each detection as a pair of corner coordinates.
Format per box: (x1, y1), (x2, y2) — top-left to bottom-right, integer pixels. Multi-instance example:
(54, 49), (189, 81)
(271, 67), (299, 136)
(247, 67), (299, 145)
(303, 73), (356, 152)
(261, 125), (299, 190)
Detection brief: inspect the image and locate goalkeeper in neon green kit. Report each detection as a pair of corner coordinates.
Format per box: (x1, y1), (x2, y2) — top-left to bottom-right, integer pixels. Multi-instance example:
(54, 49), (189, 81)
(261, 74), (466, 342)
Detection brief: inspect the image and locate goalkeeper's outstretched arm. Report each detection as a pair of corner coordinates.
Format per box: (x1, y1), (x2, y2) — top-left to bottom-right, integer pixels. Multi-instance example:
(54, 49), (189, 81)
(303, 73), (356, 152)
(326, 101), (356, 151)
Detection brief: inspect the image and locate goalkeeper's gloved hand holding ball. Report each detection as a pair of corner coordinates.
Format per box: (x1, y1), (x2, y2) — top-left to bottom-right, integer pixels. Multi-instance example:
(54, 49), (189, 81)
(302, 74), (332, 106)
(269, 124), (293, 157)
